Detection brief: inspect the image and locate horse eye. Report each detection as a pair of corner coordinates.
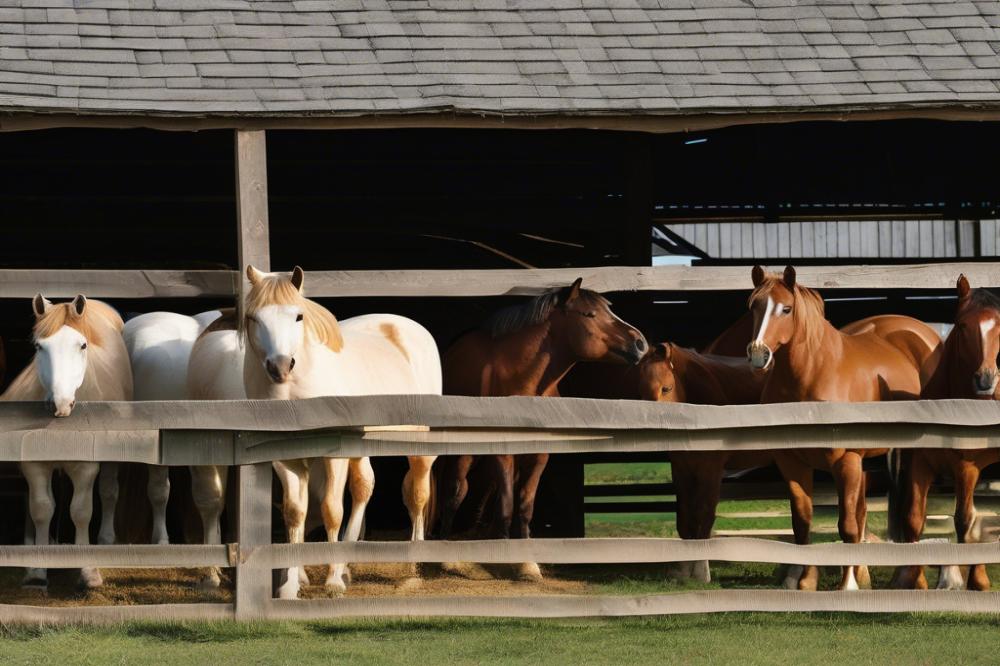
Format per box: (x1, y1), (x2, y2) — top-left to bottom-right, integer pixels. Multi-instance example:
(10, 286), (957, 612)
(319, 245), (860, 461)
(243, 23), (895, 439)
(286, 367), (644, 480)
(585, 311), (597, 318)
(295, 313), (304, 322)
(782, 306), (792, 314)
(661, 386), (672, 394)
(80, 342), (87, 350)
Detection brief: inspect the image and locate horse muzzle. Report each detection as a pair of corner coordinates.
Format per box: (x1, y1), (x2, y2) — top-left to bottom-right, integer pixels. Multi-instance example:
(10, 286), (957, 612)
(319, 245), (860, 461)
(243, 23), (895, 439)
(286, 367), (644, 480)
(51, 397), (76, 418)
(747, 342), (773, 371)
(973, 369), (998, 396)
(265, 355), (296, 383)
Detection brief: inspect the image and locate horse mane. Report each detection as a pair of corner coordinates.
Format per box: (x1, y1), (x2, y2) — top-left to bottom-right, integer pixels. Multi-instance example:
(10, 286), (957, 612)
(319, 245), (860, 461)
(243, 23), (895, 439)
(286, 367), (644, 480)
(485, 287), (609, 339)
(242, 273), (343, 353)
(748, 273), (828, 351)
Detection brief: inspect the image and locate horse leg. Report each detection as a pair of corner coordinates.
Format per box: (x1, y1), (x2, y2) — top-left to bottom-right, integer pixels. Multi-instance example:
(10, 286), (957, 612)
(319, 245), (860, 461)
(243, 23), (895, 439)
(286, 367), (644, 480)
(97, 462), (119, 546)
(513, 453), (548, 582)
(147, 465), (171, 545)
(190, 464), (227, 589)
(67, 462), (103, 589)
(775, 455), (817, 590)
(333, 456), (374, 588)
(438, 455), (475, 540)
(953, 458), (989, 591)
(274, 460), (309, 600)
(668, 453), (696, 580)
(403, 454), (435, 581)
(890, 451), (932, 589)
(319, 458), (349, 593)
(854, 471), (871, 589)
(832, 452), (863, 591)
(20, 462), (55, 588)
(688, 454), (725, 584)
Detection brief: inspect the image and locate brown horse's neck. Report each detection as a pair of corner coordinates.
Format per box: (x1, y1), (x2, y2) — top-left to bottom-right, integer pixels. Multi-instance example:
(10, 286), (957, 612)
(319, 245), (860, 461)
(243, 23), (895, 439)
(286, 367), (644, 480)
(671, 346), (762, 405)
(492, 321), (578, 396)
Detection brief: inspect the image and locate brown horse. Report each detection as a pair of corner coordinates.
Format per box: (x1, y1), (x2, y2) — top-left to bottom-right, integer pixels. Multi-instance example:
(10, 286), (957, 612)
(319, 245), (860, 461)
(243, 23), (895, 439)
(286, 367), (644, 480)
(562, 342), (767, 581)
(438, 278), (647, 580)
(748, 265), (940, 591)
(893, 275), (1000, 591)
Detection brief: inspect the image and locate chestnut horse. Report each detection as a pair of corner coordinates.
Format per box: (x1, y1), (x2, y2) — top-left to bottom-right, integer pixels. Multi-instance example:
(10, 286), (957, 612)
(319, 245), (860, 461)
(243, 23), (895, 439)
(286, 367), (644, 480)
(893, 275), (1000, 591)
(438, 278), (648, 580)
(748, 265), (940, 591)
(562, 342), (767, 581)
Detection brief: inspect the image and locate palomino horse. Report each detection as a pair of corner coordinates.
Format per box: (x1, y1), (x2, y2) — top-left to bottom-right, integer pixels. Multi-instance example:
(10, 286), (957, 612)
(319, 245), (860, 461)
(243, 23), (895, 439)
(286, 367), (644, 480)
(241, 265), (442, 599)
(893, 275), (1000, 591)
(562, 342), (767, 582)
(747, 265), (940, 591)
(1, 295), (132, 588)
(438, 278), (648, 580)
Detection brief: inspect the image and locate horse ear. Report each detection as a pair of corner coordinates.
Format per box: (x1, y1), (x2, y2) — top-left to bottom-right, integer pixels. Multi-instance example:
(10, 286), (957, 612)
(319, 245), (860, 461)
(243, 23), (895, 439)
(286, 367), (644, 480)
(658, 342), (672, 361)
(957, 274), (971, 302)
(751, 265), (765, 288)
(32, 294), (51, 319)
(290, 266), (305, 292)
(246, 265), (265, 286)
(783, 265), (797, 290)
(71, 294), (87, 317)
(561, 277), (583, 305)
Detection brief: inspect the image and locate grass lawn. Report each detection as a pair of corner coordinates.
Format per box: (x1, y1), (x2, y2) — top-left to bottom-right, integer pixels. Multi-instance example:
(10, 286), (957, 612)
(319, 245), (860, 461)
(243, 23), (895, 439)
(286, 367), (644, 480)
(4, 615), (1000, 665)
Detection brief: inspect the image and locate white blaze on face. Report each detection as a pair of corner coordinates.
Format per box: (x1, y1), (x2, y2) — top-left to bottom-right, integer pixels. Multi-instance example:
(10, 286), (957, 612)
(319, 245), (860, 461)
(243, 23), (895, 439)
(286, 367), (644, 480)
(252, 304), (304, 362)
(35, 326), (89, 416)
(754, 296), (784, 345)
(980, 318), (996, 352)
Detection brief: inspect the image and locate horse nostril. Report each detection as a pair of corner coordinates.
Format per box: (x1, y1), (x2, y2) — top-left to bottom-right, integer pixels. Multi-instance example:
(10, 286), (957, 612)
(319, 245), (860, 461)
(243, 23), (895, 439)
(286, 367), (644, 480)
(289, 357), (296, 371)
(634, 338), (648, 355)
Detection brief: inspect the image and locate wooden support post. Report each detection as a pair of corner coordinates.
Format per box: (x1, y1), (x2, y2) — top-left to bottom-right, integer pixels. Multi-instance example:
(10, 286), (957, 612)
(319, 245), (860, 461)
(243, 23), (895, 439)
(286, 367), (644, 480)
(235, 461), (272, 620)
(235, 130), (271, 298)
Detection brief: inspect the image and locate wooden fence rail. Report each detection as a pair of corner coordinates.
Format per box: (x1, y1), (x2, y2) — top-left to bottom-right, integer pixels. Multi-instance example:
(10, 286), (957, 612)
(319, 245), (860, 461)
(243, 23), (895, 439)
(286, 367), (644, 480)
(2, 262), (1000, 299)
(1, 396), (1000, 623)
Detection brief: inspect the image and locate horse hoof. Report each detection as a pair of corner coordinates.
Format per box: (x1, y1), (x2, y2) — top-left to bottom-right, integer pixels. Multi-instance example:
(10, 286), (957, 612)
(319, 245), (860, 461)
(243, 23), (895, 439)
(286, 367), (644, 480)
(937, 565), (966, 591)
(298, 568), (311, 586)
(78, 568), (104, 590)
(341, 566), (352, 586)
(21, 572), (48, 591)
(199, 574), (222, 590)
(781, 565), (803, 590)
(324, 578), (347, 595)
(515, 562), (543, 582)
(440, 561), (467, 576)
(691, 560), (711, 584)
(855, 565), (871, 589)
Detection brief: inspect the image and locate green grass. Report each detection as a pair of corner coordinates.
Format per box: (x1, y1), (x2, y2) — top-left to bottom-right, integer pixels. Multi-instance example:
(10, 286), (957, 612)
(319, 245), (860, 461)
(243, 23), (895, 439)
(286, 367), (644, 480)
(585, 462), (670, 485)
(4, 615), (1000, 665)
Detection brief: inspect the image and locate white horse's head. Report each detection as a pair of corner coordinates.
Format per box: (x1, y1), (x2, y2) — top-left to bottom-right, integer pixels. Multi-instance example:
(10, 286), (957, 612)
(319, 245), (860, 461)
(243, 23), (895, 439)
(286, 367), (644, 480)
(32, 294), (93, 417)
(243, 265), (343, 384)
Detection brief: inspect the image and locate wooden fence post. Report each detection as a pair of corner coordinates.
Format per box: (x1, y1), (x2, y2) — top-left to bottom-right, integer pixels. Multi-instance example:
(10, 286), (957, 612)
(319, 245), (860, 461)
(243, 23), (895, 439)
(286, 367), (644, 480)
(235, 129), (271, 292)
(235, 460), (272, 620)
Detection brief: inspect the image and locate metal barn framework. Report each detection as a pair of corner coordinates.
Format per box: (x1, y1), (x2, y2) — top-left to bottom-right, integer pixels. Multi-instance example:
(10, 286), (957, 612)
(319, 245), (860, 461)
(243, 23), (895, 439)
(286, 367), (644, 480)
(1, 0), (1000, 620)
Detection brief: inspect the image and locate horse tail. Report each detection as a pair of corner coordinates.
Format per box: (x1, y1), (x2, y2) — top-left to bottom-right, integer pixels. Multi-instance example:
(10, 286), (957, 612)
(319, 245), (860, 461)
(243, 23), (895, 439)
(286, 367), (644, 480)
(886, 448), (911, 543)
(424, 461), (438, 537)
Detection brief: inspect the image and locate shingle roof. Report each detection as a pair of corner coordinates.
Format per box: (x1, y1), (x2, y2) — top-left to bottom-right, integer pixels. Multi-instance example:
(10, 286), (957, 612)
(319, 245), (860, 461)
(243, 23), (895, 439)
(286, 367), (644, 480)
(0, 0), (998, 118)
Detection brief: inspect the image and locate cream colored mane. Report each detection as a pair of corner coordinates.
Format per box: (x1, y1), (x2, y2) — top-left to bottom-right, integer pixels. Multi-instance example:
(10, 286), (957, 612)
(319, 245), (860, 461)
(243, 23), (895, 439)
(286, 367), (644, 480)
(1, 299), (129, 401)
(243, 272), (344, 353)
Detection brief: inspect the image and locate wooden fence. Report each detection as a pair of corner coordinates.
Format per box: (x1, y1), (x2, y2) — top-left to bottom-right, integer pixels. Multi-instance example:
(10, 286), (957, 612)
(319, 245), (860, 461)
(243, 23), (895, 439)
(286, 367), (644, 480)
(2, 396), (1000, 623)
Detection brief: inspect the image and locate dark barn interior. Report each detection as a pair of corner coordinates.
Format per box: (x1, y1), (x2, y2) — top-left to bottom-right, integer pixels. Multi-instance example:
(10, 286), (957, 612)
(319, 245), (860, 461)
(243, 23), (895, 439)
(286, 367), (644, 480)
(1, 118), (999, 543)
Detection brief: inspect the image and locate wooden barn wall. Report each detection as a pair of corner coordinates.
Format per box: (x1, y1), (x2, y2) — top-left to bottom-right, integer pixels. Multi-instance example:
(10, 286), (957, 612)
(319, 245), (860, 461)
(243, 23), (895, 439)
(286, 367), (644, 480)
(665, 219), (995, 259)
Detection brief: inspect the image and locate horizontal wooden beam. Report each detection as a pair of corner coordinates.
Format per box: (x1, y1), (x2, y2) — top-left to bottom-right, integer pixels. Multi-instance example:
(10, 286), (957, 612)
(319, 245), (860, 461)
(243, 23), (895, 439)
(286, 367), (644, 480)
(0, 269), (236, 299)
(0, 544), (230, 569)
(3, 106), (1000, 134)
(266, 590), (1000, 619)
(252, 537), (1000, 568)
(0, 263), (998, 300)
(0, 603), (233, 624)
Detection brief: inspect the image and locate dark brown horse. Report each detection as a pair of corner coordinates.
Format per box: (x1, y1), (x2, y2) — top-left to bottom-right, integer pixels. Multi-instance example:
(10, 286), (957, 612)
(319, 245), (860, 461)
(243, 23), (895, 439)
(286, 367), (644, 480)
(748, 265), (941, 591)
(893, 275), (1000, 591)
(562, 342), (767, 581)
(438, 278), (647, 580)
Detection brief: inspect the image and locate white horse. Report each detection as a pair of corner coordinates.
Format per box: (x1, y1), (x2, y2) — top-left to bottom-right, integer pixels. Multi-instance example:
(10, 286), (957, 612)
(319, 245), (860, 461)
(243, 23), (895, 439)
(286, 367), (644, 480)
(1, 295), (132, 589)
(237, 265), (441, 599)
(91, 310), (224, 549)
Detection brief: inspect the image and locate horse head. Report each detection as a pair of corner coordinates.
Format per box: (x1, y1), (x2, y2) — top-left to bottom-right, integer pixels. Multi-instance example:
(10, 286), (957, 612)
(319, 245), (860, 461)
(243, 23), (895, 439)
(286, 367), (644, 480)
(552, 278), (648, 365)
(746, 265), (804, 371)
(952, 274), (1000, 398)
(636, 343), (682, 402)
(31, 294), (95, 417)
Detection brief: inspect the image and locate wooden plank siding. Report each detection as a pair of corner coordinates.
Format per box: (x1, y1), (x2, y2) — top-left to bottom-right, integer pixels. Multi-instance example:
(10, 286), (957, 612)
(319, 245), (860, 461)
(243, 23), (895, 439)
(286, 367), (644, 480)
(664, 220), (995, 259)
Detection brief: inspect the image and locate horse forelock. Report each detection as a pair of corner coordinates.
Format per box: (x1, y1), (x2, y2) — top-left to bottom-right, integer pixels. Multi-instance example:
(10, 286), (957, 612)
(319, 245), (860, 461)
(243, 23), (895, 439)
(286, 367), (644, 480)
(962, 288), (1000, 316)
(485, 287), (609, 339)
(32, 299), (122, 347)
(243, 274), (344, 353)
